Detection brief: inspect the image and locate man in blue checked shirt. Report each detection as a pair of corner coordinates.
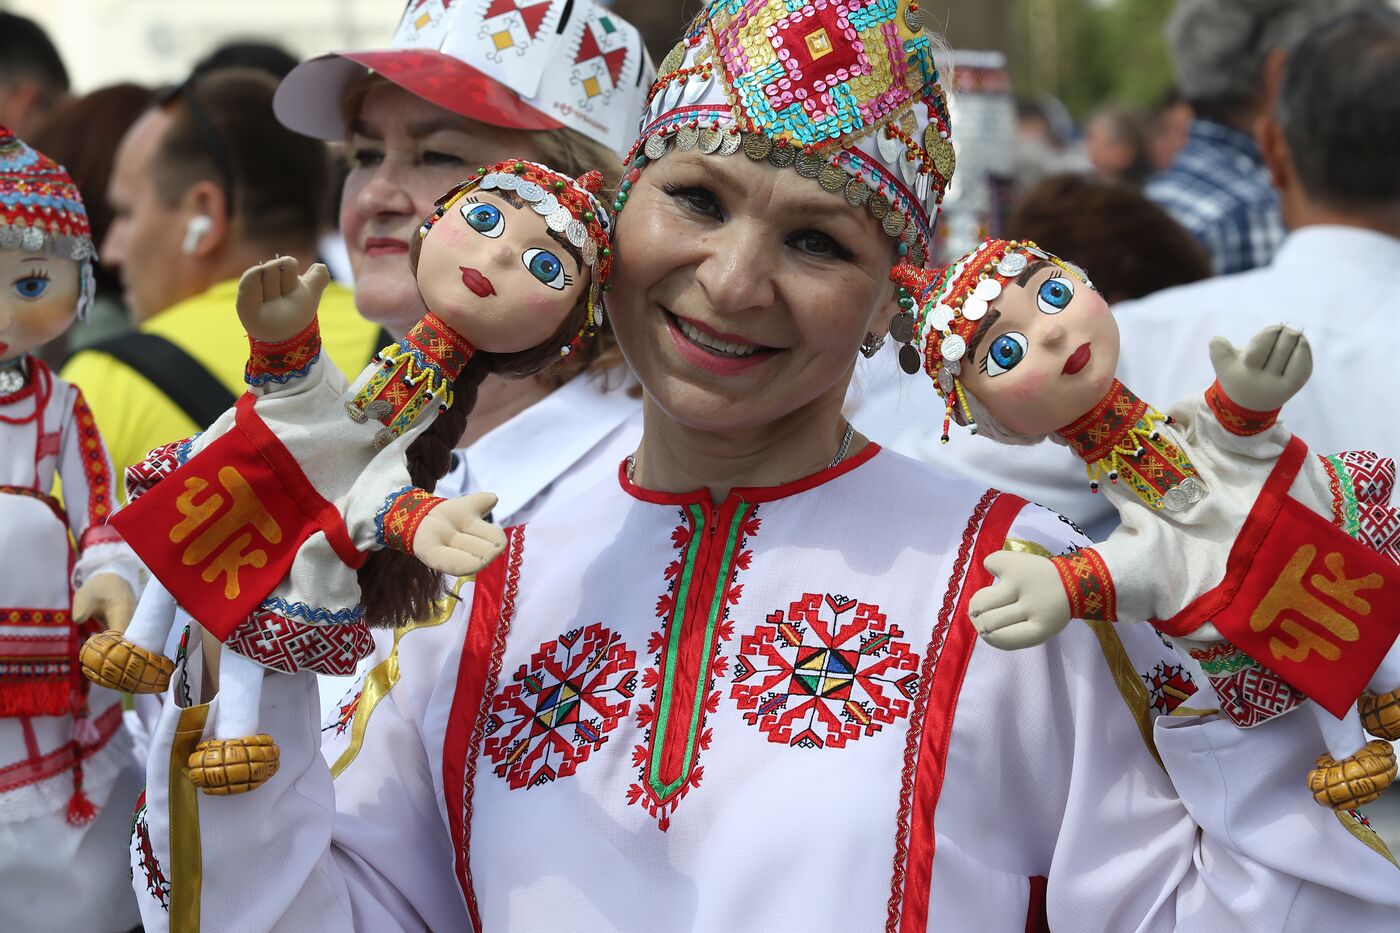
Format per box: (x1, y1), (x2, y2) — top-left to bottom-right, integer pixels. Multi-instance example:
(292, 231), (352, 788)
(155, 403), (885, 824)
(1148, 0), (1386, 275)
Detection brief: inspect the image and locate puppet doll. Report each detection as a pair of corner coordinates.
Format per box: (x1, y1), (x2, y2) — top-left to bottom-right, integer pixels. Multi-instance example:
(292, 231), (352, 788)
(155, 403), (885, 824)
(889, 238), (1400, 812)
(81, 160), (613, 794)
(0, 126), (144, 928)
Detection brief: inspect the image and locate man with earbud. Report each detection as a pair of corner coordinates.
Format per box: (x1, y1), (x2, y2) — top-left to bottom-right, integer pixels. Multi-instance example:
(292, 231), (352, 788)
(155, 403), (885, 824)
(62, 67), (378, 495)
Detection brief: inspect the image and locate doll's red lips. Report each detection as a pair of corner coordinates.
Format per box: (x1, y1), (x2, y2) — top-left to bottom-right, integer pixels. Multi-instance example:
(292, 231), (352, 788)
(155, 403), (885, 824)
(461, 267), (495, 298)
(1063, 343), (1091, 375)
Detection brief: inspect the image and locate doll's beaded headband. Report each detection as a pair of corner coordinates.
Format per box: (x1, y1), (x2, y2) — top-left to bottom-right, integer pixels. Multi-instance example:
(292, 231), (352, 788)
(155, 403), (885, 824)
(0, 125), (96, 319)
(617, 0), (954, 268)
(890, 238), (1092, 442)
(419, 160), (613, 357)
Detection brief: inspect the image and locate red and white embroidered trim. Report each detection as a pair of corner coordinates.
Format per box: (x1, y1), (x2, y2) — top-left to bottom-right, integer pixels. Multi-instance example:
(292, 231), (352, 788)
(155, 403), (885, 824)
(70, 390), (114, 530)
(1205, 380), (1280, 436)
(224, 610), (373, 676)
(0, 703), (121, 795)
(1050, 547), (1118, 622)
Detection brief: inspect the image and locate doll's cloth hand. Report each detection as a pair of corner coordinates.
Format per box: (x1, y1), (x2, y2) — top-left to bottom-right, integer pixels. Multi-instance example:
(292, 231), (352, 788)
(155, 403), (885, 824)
(235, 256), (329, 343)
(968, 551), (1073, 650)
(411, 492), (509, 577)
(1208, 325), (1312, 413)
(72, 572), (137, 634)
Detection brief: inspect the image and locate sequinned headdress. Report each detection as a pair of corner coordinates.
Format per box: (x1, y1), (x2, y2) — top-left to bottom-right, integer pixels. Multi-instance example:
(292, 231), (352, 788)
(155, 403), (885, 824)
(0, 125), (96, 318)
(621, 0), (955, 266)
(890, 237), (1091, 442)
(419, 159), (614, 357)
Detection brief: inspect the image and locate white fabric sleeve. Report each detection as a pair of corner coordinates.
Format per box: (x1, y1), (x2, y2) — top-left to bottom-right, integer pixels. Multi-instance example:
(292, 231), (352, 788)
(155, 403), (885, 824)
(135, 593), (474, 932)
(1172, 393), (1291, 463)
(979, 504), (1400, 931)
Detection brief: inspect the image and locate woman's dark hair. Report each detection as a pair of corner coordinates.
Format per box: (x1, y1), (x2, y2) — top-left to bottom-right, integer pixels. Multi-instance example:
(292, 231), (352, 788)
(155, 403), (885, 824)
(1006, 173), (1211, 305)
(356, 217), (594, 628)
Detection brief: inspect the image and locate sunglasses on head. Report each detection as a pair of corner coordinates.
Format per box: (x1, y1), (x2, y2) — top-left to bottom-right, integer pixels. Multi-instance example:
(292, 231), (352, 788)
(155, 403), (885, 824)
(155, 78), (237, 218)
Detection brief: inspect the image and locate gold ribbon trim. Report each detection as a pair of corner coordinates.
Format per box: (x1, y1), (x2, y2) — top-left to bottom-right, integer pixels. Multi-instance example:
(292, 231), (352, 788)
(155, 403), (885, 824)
(170, 703), (210, 932)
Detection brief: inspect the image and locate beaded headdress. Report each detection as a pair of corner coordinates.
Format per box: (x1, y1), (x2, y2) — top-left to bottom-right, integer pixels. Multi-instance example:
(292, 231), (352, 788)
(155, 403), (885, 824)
(620, 0), (954, 266)
(419, 159), (613, 357)
(0, 125), (96, 319)
(890, 237), (1091, 442)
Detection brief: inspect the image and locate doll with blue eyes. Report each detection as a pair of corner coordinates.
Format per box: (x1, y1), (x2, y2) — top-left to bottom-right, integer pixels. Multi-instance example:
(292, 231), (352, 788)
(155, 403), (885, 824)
(81, 160), (612, 794)
(890, 238), (1400, 813)
(0, 127), (147, 929)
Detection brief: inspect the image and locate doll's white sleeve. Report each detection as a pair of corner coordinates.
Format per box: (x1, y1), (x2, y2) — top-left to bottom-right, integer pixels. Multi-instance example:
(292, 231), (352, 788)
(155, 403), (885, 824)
(244, 318), (347, 400)
(343, 435), (451, 555)
(958, 504), (1400, 931)
(131, 588), (474, 932)
(1181, 380), (1293, 460)
(58, 382), (141, 592)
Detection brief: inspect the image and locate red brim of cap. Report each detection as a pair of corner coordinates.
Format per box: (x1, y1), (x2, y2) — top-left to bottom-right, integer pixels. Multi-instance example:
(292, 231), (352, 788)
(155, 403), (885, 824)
(273, 49), (564, 141)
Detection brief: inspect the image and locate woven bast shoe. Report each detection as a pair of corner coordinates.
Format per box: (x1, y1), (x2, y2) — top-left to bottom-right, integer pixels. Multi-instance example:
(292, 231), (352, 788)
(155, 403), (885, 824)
(79, 631), (175, 693)
(188, 735), (280, 795)
(1359, 689), (1400, 740)
(1308, 740), (1397, 810)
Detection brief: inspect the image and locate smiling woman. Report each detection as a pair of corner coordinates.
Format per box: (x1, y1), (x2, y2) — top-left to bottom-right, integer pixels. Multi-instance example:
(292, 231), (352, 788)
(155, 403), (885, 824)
(130, 3), (1400, 931)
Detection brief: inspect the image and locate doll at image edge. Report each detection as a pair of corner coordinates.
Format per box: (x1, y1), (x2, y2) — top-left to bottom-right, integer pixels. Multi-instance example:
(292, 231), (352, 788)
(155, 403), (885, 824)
(904, 242), (1400, 806)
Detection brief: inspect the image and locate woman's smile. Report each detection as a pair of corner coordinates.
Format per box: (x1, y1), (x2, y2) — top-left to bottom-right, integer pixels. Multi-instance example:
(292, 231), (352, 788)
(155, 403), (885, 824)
(663, 307), (778, 376)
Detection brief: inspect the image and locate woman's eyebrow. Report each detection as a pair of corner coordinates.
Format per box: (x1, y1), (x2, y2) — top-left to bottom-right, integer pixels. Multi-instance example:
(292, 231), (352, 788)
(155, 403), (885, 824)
(1015, 259), (1050, 288)
(964, 307), (1003, 359)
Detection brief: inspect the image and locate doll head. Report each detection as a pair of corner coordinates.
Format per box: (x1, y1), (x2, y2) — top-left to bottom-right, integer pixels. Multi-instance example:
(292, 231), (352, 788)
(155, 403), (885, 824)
(0, 126), (95, 364)
(891, 238), (1119, 443)
(411, 160), (612, 360)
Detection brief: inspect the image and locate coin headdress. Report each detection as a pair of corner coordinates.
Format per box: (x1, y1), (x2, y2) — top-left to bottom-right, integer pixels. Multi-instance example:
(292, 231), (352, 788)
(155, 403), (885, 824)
(0, 125), (97, 319)
(619, 0), (955, 269)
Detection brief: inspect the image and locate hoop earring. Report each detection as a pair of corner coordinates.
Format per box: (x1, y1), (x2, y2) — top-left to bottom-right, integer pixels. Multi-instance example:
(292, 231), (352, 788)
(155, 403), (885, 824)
(859, 332), (886, 358)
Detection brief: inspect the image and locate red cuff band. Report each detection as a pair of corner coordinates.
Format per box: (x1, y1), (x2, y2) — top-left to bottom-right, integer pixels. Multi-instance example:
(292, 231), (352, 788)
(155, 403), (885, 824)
(382, 489), (446, 554)
(1205, 380), (1280, 436)
(1050, 548), (1118, 622)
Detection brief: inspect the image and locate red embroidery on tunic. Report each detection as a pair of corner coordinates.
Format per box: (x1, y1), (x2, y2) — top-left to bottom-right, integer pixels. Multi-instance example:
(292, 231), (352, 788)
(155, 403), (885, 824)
(483, 623), (637, 788)
(1205, 380), (1279, 436)
(628, 504), (760, 831)
(130, 791), (170, 910)
(1141, 660), (1197, 714)
(124, 438), (188, 502)
(0, 703), (121, 794)
(1050, 547), (1117, 622)
(70, 390), (114, 530)
(730, 593), (919, 748)
(1188, 641), (1306, 727)
(887, 490), (1026, 932)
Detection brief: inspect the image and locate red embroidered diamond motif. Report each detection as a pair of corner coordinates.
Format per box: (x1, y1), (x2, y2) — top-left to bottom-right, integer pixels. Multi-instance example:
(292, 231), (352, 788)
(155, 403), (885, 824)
(769, 4), (870, 112)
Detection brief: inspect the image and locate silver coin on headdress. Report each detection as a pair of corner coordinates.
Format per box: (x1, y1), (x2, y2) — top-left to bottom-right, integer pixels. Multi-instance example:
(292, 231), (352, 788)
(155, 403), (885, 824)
(941, 334), (966, 362)
(995, 252), (1028, 277)
(533, 193), (560, 217)
(582, 236), (598, 266)
(719, 129), (742, 155)
(21, 226), (43, 252)
(565, 219), (588, 248)
(547, 206), (573, 233)
(516, 181), (545, 202)
(698, 127), (723, 154)
(675, 125), (700, 151)
(972, 278), (1002, 301)
(961, 297), (988, 321)
(644, 133), (670, 161)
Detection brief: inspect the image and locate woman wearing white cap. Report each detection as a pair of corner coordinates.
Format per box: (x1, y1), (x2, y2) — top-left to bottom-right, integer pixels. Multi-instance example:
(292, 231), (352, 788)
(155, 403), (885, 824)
(273, 0), (654, 524)
(131, 4), (1400, 931)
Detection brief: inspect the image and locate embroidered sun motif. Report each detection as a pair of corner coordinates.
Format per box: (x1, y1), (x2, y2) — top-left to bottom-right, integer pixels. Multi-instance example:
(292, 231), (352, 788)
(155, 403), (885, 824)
(483, 623), (637, 790)
(730, 593), (920, 748)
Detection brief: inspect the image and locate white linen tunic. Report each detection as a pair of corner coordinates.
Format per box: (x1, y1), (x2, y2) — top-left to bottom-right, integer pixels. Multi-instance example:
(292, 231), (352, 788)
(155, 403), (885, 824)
(0, 357), (142, 932)
(133, 447), (1400, 932)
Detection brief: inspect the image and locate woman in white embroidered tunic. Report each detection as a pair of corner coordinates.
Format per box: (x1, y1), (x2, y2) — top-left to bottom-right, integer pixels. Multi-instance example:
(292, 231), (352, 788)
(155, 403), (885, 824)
(132, 4), (1400, 931)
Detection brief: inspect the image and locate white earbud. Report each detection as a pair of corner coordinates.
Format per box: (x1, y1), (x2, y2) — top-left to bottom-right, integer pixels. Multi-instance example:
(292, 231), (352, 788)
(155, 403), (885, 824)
(182, 215), (213, 255)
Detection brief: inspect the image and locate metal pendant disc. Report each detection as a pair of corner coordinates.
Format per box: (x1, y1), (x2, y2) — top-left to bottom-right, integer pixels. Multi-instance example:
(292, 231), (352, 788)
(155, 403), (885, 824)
(818, 161), (847, 191)
(698, 127), (723, 153)
(644, 133), (669, 161)
(675, 125), (700, 151)
(795, 152), (824, 178)
(904, 5), (924, 31)
(898, 342), (923, 375)
(844, 178), (871, 207)
(766, 143), (796, 167)
(889, 310), (916, 343)
(882, 211), (908, 237)
(659, 41), (686, 75)
(868, 193), (892, 220)
(719, 129), (743, 155)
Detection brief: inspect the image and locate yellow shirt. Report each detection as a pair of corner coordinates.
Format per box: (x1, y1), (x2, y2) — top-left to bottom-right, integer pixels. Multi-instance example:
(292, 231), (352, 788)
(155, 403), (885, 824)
(62, 278), (380, 498)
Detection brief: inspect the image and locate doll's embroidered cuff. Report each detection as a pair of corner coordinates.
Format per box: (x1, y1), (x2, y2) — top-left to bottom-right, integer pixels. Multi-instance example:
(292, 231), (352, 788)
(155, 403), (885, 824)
(1050, 548), (1118, 623)
(246, 319), (322, 387)
(1205, 380), (1280, 436)
(375, 487), (447, 554)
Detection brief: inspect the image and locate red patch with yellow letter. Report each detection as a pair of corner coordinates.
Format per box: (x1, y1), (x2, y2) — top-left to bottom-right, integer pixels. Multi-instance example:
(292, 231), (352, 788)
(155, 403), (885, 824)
(112, 394), (364, 641)
(1212, 496), (1400, 717)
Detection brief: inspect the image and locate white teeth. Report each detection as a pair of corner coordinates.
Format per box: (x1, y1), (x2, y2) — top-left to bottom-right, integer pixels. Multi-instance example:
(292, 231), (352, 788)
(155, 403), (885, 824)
(675, 316), (760, 357)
